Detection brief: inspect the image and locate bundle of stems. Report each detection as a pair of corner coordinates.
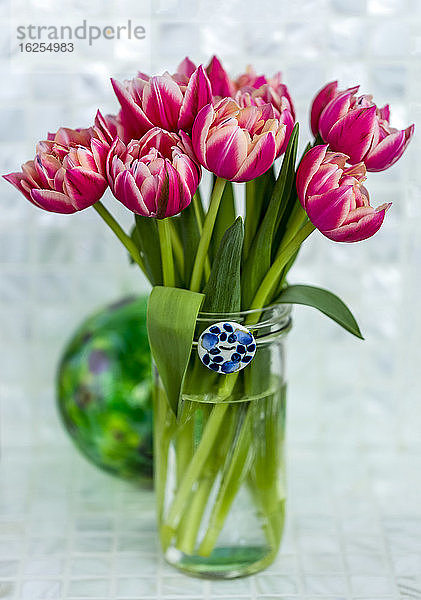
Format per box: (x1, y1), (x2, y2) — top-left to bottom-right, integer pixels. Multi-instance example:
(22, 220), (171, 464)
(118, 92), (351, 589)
(93, 126), (361, 560)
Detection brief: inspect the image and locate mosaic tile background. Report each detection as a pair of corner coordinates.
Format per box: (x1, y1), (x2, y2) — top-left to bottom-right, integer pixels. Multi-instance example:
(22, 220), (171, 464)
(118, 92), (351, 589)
(0, 0), (420, 598)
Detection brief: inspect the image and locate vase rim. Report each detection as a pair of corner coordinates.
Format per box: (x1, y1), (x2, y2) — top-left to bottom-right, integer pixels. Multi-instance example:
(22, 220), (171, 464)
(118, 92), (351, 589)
(196, 303), (292, 341)
(197, 302), (291, 319)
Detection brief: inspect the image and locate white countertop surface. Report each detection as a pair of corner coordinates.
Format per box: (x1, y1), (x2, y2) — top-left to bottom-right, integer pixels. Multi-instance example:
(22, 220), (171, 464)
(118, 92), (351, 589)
(1, 442), (421, 599)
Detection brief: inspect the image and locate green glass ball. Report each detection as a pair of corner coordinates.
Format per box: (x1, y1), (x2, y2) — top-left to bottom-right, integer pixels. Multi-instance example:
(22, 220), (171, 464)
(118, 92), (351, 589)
(56, 295), (153, 485)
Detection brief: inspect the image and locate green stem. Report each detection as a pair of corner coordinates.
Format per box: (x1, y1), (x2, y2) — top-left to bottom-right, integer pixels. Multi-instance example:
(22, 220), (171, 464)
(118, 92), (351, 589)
(177, 469), (214, 554)
(92, 201), (146, 274)
(243, 180), (257, 261)
(198, 403), (253, 556)
(192, 192), (204, 230)
(192, 193), (211, 280)
(175, 404), (235, 554)
(193, 186), (205, 225)
(157, 218), (175, 287)
(154, 384), (176, 541)
(249, 221), (315, 314)
(169, 220), (184, 282)
(160, 402), (229, 550)
(274, 204), (307, 260)
(190, 178), (226, 292)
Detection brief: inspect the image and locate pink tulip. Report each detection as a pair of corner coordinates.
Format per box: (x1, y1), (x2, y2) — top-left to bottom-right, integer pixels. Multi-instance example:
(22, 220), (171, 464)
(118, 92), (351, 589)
(235, 87), (294, 155)
(106, 127), (200, 218)
(310, 80), (338, 136)
(175, 56), (197, 80)
(111, 65), (213, 139)
(94, 109), (129, 145)
(233, 65), (295, 121)
(296, 145), (391, 242)
(3, 126), (108, 214)
(314, 84), (414, 171)
(175, 56), (296, 143)
(191, 98), (286, 182)
(205, 55), (234, 98)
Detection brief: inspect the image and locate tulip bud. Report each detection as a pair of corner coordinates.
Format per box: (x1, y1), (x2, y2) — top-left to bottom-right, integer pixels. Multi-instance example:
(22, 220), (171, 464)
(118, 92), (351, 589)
(297, 145), (391, 242)
(111, 65), (213, 140)
(233, 65), (295, 121)
(106, 127), (200, 218)
(314, 84), (414, 171)
(205, 55), (234, 98)
(191, 98), (286, 183)
(94, 109), (128, 145)
(310, 81), (338, 137)
(175, 56), (197, 80)
(3, 126), (108, 213)
(235, 87), (294, 155)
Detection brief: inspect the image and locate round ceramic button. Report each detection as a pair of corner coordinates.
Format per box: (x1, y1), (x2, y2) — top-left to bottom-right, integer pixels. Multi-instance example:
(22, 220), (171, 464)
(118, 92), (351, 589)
(197, 321), (256, 374)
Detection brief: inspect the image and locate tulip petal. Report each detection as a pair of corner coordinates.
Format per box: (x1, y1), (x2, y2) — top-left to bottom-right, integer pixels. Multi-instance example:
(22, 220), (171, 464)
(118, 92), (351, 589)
(206, 55), (233, 98)
(319, 87), (359, 140)
(53, 127), (92, 147)
(155, 162), (183, 218)
(178, 130), (197, 161)
(114, 170), (150, 215)
(178, 65), (213, 132)
(191, 103), (215, 166)
(90, 138), (109, 175)
(204, 124), (248, 180)
(327, 106), (377, 163)
(94, 110), (118, 145)
(365, 124), (414, 172)
(111, 78), (153, 139)
(142, 74), (184, 132)
(35, 153), (61, 187)
(176, 57), (196, 78)
(53, 167), (65, 193)
(75, 147), (97, 171)
(310, 81), (338, 137)
(325, 204), (389, 242)
(21, 161), (41, 188)
(137, 127), (179, 158)
(379, 105), (390, 122)
(64, 167), (107, 208)
(30, 188), (77, 213)
(296, 145), (329, 205)
(172, 150), (200, 196)
(306, 162), (343, 197)
(106, 137), (127, 183)
(234, 131), (277, 182)
(3, 172), (33, 201)
(306, 185), (354, 231)
(278, 108), (294, 155)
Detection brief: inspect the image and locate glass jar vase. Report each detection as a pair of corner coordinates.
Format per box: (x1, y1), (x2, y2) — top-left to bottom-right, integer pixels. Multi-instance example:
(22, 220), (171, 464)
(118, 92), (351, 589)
(153, 304), (291, 579)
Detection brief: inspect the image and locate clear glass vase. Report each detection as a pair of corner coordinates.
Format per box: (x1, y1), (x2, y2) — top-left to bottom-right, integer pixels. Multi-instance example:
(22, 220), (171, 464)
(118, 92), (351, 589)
(153, 304), (291, 579)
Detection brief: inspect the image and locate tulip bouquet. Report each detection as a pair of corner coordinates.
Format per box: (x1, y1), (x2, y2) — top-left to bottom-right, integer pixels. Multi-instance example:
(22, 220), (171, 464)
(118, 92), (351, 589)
(4, 56), (413, 578)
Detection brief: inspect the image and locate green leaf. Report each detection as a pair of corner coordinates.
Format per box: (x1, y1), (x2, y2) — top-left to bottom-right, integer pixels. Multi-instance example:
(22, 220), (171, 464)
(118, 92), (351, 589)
(255, 166), (276, 220)
(272, 141), (313, 257)
(134, 215), (163, 286)
(241, 124), (299, 308)
(210, 179), (236, 261)
(147, 286), (205, 415)
(243, 167), (276, 260)
(275, 284), (364, 339)
(202, 217), (244, 313)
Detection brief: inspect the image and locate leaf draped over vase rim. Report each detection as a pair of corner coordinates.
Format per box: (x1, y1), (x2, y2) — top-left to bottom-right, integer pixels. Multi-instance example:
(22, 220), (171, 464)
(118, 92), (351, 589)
(3, 54), (414, 578)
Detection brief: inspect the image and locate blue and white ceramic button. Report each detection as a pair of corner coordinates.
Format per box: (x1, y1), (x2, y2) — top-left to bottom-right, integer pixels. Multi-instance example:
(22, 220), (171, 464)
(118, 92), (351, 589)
(197, 321), (257, 374)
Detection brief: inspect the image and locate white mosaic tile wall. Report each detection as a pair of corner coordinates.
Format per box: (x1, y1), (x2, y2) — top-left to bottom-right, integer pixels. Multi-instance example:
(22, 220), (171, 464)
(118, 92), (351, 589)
(0, 1), (421, 597)
(1, 0), (419, 450)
